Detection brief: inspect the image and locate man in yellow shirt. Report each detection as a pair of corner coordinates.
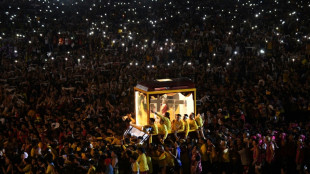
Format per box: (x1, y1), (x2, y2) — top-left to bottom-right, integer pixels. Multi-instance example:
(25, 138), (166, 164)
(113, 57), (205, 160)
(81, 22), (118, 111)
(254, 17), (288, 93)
(172, 114), (184, 140)
(46, 158), (57, 174)
(157, 119), (168, 144)
(183, 114), (190, 139)
(137, 147), (149, 174)
(192, 113), (206, 139)
(155, 112), (171, 131)
(130, 155), (139, 174)
(153, 145), (167, 174)
(145, 118), (158, 135)
(189, 113), (199, 130)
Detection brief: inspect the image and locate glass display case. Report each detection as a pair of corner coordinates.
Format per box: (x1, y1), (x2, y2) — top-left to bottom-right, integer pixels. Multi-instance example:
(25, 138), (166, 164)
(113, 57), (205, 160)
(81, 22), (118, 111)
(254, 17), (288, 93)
(134, 78), (196, 126)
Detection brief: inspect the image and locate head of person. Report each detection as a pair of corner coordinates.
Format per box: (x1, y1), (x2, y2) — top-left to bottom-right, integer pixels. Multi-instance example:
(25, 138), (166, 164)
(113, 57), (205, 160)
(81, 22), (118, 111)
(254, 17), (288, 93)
(150, 118), (155, 125)
(176, 114), (182, 121)
(174, 141), (180, 148)
(129, 155), (137, 163)
(189, 113), (195, 120)
(164, 112), (170, 119)
(111, 151), (117, 158)
(183, 114), (189, 121)
(159, 145), (164, 152)
(137, 147), (145, 155)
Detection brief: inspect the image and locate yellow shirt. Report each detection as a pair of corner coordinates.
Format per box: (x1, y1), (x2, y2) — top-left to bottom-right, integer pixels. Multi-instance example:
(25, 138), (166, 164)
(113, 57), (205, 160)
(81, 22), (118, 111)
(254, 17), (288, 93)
(23, 164), (32, 174)
(200, 144), (208, 161)
(189, 119), (198, 131)
(183, 120), (190, 137)
(166, 152), (175, 167)
(173, 120), (184, 133)
(137, 153), (149, 172)
(222, 149), (230, 163)
(31, 148), (36, 157)
(195, 115), (203, 128)
(46, 164), (56, 174)
(132, 161), (139, 173)
(155, 151), (167, 168)
(147, 156), (153, 173)
(87, 166), (96, 174)
(158, 124), (168, 139)
(150, 124), (158, 135)
(157, 113), (171, 131)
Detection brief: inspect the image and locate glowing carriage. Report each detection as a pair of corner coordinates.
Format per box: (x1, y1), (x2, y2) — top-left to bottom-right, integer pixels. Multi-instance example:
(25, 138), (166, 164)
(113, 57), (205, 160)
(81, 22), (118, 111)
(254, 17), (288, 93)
(134, 78), (196, 127)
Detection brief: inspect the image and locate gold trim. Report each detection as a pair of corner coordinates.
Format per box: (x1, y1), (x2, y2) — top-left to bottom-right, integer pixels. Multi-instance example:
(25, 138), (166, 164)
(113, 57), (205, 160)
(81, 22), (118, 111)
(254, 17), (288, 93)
(146, 88), (196, 94)
(146, 94), (150, 124)
(134, 87), (196, 94)
(194, 90), (197, 115)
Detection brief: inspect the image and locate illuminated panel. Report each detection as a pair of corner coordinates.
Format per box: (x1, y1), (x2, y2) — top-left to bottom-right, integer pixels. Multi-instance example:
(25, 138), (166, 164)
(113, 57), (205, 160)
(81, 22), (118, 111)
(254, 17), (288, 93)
(150, 92), (194, 123)
(135, 91), (148, 126)
(156, 79), (172, 82)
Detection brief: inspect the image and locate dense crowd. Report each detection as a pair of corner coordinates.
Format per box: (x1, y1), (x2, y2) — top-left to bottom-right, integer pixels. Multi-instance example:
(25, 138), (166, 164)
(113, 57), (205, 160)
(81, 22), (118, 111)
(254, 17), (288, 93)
(1, 0), (310, 173)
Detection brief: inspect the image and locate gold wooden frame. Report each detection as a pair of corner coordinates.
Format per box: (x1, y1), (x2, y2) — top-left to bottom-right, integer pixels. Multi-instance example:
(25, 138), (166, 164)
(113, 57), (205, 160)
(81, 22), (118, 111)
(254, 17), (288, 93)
(134, 87), (196, 125)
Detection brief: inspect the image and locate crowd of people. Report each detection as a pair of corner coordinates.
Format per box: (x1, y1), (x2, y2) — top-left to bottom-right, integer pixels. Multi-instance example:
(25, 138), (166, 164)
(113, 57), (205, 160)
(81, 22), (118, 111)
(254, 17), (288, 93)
(0, 0), (310, 173)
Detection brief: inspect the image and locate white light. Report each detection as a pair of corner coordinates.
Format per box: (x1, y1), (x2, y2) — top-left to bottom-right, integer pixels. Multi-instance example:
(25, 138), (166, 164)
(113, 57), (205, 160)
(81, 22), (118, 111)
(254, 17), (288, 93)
(234, 51), (238, 55)
(15, 60), (18, 63)
(78, 59), (80, 63)
(188, 62), (192, 65)
(167, 63), (170, 66)
(82, 55), (85, 59)
(208, 63), (211, 66)
(260, 49), (265, 54)
(292, 58), (295, 62)
(147, 65), (150, 68)
(65, 58), (68, 61)
(171, 60), (174, 63)
(213, 53), (216, 57)
(169, 49), (172, 52)
(226, 62), (229, 65)
(185, 40), (188, 43)
(130, 62), (133, 66)
(51, 57), (54, 60)
(229, 58), (232, 61)
(135, 62), (138, 66)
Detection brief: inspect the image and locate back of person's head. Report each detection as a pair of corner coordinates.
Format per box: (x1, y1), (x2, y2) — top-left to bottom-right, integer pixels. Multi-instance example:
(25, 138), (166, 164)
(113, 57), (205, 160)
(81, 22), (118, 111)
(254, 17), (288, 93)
(165, 112), (170, 119)
(195, 154), (201, 161)
(137, 147), (145, 154)
(129, 154), (137, 162)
